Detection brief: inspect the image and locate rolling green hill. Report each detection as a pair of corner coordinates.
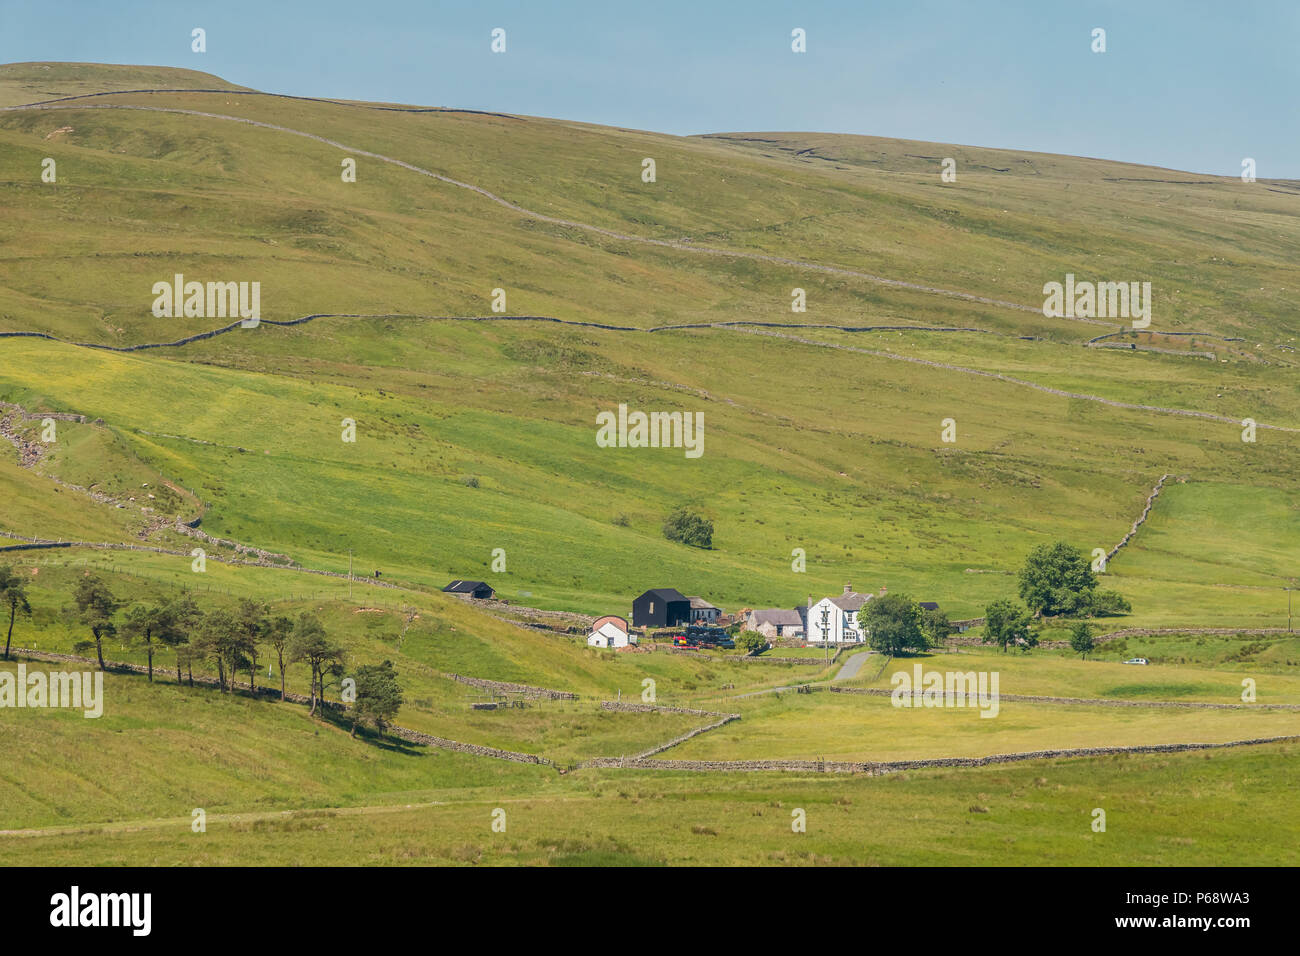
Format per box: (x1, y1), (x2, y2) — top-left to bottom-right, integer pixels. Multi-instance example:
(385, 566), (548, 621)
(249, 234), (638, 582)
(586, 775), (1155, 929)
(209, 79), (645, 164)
(1, 63), (1296, 865)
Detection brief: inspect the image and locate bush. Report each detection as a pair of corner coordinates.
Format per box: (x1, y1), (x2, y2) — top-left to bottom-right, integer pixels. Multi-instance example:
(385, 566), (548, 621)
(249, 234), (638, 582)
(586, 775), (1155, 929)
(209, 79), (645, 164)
(662, 507), (713, 549)
(735, 631), (767, 655)
(1083, 589), (1132, 616)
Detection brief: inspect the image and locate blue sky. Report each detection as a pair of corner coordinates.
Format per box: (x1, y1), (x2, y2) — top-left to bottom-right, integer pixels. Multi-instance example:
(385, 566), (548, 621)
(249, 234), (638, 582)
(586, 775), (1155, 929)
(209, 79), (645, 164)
(3, 0), (1296, 176)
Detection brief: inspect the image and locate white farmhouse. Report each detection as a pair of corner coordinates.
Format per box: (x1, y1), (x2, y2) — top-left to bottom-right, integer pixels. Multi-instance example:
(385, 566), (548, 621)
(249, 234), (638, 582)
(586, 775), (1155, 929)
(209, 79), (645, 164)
(804, 585), (872, 644)
(587, 615), (635, 649)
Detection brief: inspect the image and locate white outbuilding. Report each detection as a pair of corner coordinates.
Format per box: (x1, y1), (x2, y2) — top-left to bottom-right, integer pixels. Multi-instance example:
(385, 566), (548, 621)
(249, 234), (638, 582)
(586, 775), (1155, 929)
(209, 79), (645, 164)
(587, 615), (635, 649)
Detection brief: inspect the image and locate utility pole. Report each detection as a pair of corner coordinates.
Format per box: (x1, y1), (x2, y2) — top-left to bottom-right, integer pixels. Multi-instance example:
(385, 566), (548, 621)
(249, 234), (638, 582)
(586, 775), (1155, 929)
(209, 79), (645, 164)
(348, 549), (353, 600)
(820, 605), (831, 666)
(1288, 578), (1295, 633)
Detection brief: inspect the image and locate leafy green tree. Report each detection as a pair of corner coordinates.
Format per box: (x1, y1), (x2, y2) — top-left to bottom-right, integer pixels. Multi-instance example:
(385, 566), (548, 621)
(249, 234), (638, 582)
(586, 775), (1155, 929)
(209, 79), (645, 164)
(1069, 621), (1096, 659)
(196, 609), (243, 692)
(73, 574), (121, 670)
(175, 640), (198, 687)
(289, 613), (346, 716)
(662, 507), (713, 549)
(919, 606), (955, 650)
(1018, 542), (1098, 617)
(0, 564), (32, 661)
(158, 595), (201, 684)
(982, 599), (1039, 653)
(266, 614), (295, 701)
(349, 660), (403, 738)
(234, 599), (269, 694)
(121, 602), (167, 682)
(863, 593), (926, 656)
(735, 631), (767, 655)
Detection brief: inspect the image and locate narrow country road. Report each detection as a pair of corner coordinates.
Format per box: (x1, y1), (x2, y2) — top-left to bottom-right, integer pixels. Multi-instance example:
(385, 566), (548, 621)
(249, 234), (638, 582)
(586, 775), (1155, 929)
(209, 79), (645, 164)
(833, 650), (875, 681)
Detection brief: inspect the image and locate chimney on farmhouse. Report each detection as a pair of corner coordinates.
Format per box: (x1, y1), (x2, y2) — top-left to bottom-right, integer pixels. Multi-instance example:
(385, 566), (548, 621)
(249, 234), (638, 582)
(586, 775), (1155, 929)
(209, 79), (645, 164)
(843, 583), (852, 595)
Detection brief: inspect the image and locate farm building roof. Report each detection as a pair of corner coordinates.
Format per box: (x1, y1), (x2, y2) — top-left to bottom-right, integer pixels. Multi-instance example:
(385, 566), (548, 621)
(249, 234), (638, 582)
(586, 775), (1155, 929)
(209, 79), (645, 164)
(751, 608), (803, 627)
(443, 580), (491, 594)
(639, 588), (688, 602)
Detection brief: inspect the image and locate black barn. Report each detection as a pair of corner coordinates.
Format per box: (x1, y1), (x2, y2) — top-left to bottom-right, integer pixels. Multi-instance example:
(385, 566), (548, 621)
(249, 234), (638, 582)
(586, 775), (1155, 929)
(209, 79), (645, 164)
(632, 588), (690, 628)
(443, 580), (495, 600)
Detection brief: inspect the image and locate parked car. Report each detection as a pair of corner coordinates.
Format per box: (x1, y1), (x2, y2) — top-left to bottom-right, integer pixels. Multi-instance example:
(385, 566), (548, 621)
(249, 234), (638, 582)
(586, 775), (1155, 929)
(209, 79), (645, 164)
(1123, 657), (1149, 665)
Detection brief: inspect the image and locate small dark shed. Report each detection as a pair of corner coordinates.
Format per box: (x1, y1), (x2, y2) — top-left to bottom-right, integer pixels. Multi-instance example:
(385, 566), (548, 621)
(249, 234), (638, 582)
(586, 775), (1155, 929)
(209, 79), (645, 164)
(443, 580), (495, 600)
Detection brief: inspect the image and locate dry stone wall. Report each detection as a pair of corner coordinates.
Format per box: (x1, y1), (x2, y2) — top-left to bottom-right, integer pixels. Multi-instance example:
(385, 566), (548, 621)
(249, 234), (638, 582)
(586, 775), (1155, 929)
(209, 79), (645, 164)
(1106, 473), (1180, 562)
(828, 684), (1300, 710)
(445, 673), (577, 700)
(579, 735), (1300, 774)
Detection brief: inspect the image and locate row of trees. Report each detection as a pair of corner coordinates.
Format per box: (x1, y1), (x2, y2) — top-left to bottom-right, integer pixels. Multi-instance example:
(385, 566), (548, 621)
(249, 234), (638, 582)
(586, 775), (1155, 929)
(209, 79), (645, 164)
(809, 541), (1129, 657)
(0, 565), (401, 736)
(861, 592), (1101, 658)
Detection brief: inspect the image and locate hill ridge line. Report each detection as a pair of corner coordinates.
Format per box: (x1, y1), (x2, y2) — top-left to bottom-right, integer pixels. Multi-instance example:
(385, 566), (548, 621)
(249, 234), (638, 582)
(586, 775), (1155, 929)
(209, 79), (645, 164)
(0, 86), (521, 118)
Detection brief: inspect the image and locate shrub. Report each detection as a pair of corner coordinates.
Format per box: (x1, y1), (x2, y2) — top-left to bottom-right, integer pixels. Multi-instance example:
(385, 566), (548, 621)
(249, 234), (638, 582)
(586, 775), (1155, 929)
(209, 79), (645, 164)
(662, 507), (713, 549)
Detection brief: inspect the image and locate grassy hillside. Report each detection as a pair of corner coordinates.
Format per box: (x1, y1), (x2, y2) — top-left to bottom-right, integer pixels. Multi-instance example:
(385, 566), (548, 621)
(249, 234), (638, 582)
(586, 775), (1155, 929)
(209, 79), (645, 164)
(2, 667), (1296, 865)
(0, 63), (1296, 866)
(0, 62), (250, 107)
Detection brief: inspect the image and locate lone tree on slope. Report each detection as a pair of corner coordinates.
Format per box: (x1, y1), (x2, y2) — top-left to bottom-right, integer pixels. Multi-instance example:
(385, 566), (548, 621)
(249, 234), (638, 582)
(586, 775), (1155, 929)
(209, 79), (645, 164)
(1018, 541), (1098, 618)
(349, 659), (403, 738)
(1069, 621), (1096, 659)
